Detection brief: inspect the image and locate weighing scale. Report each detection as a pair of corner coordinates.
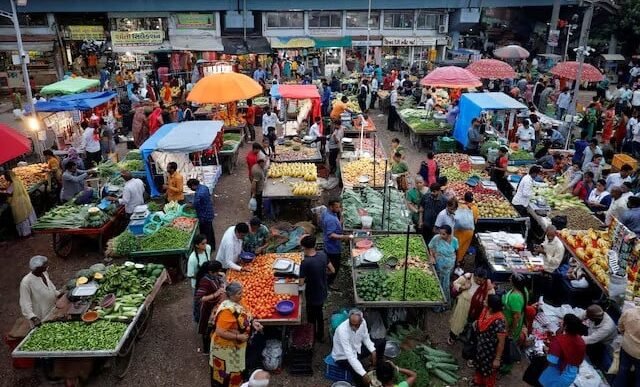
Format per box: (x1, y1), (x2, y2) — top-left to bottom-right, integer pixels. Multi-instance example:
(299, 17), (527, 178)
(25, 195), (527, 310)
(273, 257), (300, 278)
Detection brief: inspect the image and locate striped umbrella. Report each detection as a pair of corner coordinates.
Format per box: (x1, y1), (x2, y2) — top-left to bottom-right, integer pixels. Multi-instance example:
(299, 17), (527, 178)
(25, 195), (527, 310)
(466, 59), (517, 79)
(493, 45), (530, 60)
(549, 61), (604, 82)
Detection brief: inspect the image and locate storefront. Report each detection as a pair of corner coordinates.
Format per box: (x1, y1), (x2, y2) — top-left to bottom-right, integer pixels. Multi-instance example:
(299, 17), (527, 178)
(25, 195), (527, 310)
(219, 37), (272, 75)
(0, 39), (60, 92)
(310, 37), (351, 78)
(381, 36), (445, 71)
(346, 38), (383, 72)
(60, 25), (107, 74)
(270, 37), (315, 61)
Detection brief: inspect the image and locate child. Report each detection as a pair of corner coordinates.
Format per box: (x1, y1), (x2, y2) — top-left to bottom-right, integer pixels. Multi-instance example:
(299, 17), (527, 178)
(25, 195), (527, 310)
(266, 126), (277, 156)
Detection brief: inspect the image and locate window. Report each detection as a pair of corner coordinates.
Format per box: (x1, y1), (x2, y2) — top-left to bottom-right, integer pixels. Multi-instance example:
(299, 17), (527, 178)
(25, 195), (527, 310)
(112, 18), (164, 32)
(383, 11), (414, 29)
(416, 12), (445, 30)
(0, 13), (48, 26)
(309, 11), (342, 28)
(346, 11), (380, 29)
(265, 12), (303, 28)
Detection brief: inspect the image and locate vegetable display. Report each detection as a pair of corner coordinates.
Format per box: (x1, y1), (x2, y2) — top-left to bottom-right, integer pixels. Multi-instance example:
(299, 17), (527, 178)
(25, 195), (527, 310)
(510, 149), (535, 161)
(34, 203), (114, 230)
(386, 269), (443, 301)
(341, 159), (387, 188)
(448, 182), (519, 219)
(342, 187), (412, 231)
(94, 262), (163, 299)
(434, 153), (470, 168)
(374, 235), (426, 262)
(139, 227), (192, 251)
(273, 144), (320, 162)
(118, 159), (144, 171)
(96, 160), (120, 179)
(356, 271), (390, 301)
(20, 321), (128, 352)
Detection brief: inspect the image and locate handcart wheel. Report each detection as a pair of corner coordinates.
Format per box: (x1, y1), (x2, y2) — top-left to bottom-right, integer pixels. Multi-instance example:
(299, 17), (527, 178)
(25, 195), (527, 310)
(52, 234), (73, 258)
(115, 338), (136, 378)
(136, 304), (154, 339)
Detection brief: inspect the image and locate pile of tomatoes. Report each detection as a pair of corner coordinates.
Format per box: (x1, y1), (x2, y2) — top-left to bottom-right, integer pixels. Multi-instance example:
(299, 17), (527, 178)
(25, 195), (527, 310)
(228, 253), (302, 319)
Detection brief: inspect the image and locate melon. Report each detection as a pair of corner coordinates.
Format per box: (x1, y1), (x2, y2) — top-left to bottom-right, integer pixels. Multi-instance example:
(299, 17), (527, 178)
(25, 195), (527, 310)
(90, 263), (106, 272)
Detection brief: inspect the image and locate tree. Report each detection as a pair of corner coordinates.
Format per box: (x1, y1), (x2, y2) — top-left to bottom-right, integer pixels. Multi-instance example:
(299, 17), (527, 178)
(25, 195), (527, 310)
(591, 0), (640, 54)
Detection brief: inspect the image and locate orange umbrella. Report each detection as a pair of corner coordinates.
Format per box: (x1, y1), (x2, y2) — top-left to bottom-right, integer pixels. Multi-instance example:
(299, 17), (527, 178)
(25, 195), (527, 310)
(187, 72), (263, 104)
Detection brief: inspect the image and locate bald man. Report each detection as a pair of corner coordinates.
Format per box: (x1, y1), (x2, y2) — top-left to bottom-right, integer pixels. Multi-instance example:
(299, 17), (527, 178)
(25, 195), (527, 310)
(331, 309), (377, 387)
(107, 170), (145, 215)
(535, 225), (565, 273)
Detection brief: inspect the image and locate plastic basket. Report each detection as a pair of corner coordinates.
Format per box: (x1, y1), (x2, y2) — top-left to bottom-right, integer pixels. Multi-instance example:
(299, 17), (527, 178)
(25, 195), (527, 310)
(324, 355), (353, 383)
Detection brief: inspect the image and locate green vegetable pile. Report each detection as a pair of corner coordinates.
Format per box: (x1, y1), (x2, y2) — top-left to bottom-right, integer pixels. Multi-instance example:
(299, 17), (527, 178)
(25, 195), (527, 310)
(97, 293), (147, 321)
(107, 230), (139, 257)
(375, 235), (426, 262)
(96, 160), (119, 179)
(510, 149), (535, 161)
(342, 187), (412, 231)
(94, 263), (162, 299)
(387, 269), (443, 301)
(34, 203), (112, 230)
(139, 226), (191, 251)
(480, 140), (502, 157)
(21, 321), (127, 352)
(356, 271), (390, 301)
(223, 133), (242, 142)
(394, 348), (431, 387)
(118, 159), (145, 171)
(125, 150), (142, 160)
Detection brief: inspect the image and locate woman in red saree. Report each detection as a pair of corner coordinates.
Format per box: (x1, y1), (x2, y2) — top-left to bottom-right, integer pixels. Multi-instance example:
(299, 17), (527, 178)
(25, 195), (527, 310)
(449, 267), (494, 344)
(601, 103), (616, 144)
(473, 295), (506, 387)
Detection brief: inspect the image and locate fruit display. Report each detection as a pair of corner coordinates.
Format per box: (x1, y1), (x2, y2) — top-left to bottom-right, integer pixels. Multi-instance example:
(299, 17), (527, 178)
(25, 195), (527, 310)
(354, 138), (386, 160)
(342, 187), (412, 231)
(440, 167), (482, 183)
(332, 93), (361, 114)
(560, 228), (611, 287)
(267, 163), (317, 181)
(356, 270), (391, 301)
(434, 153), (470, 168)
(341, 159), (387, 188)
(94, 262), (164, 299)
(213, 103), (246, 127)
(20, 321), (128, 352)
(291, 182), (319, 196)
(227, 253), (301, 319)
(448, 182), (519, 219)
(0, 163), (50, 191)
(273, 145), (320, 162)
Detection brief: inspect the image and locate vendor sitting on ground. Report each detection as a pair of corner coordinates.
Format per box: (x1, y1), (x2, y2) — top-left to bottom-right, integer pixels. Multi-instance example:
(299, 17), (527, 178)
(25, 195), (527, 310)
(243, 217), (270, 255)
(331, 308), (377, 387)
(216, 223), (251, 272)
(534, 225), (565, 274)
(20, 255), (62, 327)
(578, 305), (617, 371)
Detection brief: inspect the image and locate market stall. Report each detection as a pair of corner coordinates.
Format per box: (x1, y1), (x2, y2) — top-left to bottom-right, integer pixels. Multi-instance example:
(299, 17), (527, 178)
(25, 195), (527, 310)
(397, 108), (453, 149)
(12, 262), (168, 380)
(272, 141), (323, 164)
(340, 158), (388, 189)
(453, 92), (527, 151)
(350, 232), (446, 307)
(0, 162), (53, 215)
(342, 186), (412, 232)
(39, 77), (100, 97)
(264, 162), (321, 200)
(140, 121), (223, 198)
(340, 136), (386, 161)
(476, 231), (544, 282)
(274, 85), (322, 138)
(343, 115), (377, 137)
(528, 185), (604, 231)
(218, 132), (242, 174)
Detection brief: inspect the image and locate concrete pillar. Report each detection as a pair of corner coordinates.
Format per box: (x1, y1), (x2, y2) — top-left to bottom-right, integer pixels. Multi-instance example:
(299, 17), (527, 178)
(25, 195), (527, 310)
(450, 30), (460, 50)
(608, 34), (617, 54)
(546, 0), (561, 54)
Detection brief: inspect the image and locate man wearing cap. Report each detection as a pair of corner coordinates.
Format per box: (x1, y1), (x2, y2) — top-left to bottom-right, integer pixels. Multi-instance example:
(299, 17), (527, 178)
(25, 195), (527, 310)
(516, 119), (535, 151)
(579, 305), (617, 370)
(19, 256), (62, 327)
(331, 309), (377, 387)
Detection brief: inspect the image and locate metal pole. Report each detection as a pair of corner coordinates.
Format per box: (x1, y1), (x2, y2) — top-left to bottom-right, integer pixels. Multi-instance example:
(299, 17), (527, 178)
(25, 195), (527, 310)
(402, 224), (410, 301)
(563, 26), (571, 61)
(568, 3), (594, 117)
(546, 0), (561, 54)
(243, 0), (247, 41)
(365, 0), (372, 65)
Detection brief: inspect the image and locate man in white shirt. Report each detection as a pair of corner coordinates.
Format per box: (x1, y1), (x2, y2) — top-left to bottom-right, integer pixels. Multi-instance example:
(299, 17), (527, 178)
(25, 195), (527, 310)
(261, 106), (280, 137)
(606, 164), (633, 190)
(107, 171), (145, 215)
(81, 124), (102, 167)
(20, 255), (61, 326)
(392, 76), (401, 90)
(535, 225), (565, 273)
(633, 86), (640, 109)
(331, 309), (377, 386)
(516, 119), (535, 151)
(580, 305), (618, 370)
(512, 165), (541, 214)
(308, 116), (321, 141)
(369, 77), (379, 110)
(581, 139), (603, 171)
(556, 87), (571, 120)
(605, 184), (633, 225)
(216, 223), (250, 271)
(387, 88), (399, 131)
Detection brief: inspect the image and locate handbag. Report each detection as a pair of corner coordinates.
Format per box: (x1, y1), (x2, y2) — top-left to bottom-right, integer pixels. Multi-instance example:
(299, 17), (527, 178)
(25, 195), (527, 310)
(503, 337), (522, 364)
(461, 323), (477, 360)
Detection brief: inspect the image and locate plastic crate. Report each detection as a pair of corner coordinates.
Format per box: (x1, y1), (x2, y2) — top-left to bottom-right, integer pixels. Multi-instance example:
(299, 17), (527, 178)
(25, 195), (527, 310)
(324, 355), (353, 383)
(612, 154), (637, 171)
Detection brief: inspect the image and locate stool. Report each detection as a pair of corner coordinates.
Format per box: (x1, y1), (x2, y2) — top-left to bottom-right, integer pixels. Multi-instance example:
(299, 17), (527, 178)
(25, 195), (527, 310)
(324, 355), (353, 383)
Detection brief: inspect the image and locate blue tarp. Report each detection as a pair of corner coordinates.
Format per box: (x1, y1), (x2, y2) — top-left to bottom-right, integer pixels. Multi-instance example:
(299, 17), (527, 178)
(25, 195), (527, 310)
(140, 121), (223, 197)
(29, 92), (117, 112)
(454, 92), (527, 148)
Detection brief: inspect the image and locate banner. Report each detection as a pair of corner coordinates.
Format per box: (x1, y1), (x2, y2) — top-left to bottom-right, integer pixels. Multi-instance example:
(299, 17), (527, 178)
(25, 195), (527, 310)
(68, 26), (105, 41)
(383, 37), (436, 46)
(175, 13), (215, 29)
(111, 30), (164, 46)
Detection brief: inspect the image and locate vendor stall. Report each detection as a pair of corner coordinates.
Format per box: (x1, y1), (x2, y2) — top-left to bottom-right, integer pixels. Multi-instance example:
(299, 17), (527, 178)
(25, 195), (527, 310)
(341, 136), (386, 161)
(0, 162), (53, 215)
(218, 132), (242, 174)
(274, 85), (322, 138)
(476, 231), (544, 282)
(453, 92), (527, 150)
(342, 186), (412, 232)
(272, 142), (323, 164)
(343, 115), (377, 137)
(529, 185), (604, 231)
(350, 232), (446, 307)
(264, 163), (321, 200)
(397, 108), (453, 149)
(12, 262), (168, 380)
(340, 158), (388, 189)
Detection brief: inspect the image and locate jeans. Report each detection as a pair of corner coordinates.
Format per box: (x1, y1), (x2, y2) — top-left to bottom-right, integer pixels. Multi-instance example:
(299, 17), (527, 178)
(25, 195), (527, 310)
(246, 124), (255, 141)
(556, 108), (566, 120)
(326, 251), (341, 284)
(253, 192), (263, 220)
(632, 141), (640, 158)
(369, 92), (378, 110)
(614, 349), (640, 387)
(306, 303), (324, 342)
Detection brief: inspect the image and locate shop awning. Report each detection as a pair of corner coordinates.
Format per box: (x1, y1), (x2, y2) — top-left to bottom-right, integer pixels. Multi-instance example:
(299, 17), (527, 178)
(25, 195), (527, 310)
(269, 37), (315, 49)
(312, 37), (352, 48)
(40, 77), (100, 96)
(246, 37), (272, 54)
(29, 91), (117, 112)
(0, 41), (54, 52)
(222, 37), (248, 55)
(169, 34), (223, 51)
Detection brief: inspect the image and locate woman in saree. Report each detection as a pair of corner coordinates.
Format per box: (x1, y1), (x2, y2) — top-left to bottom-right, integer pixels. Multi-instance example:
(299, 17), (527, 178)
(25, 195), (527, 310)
(448, 267), (494, 344)
(428, 225), (458, 310)
(454, 192), (479, 263)
(501, 273), (529, 373)
(210, 282), (263, 387)
(194, 261), (226, 354)
(473, 294), (507, 387)
(405, 175), (428, 228)
(538, 314), (586, 387)
(601, 103), (616, 144)
(1, 171), (37, 237)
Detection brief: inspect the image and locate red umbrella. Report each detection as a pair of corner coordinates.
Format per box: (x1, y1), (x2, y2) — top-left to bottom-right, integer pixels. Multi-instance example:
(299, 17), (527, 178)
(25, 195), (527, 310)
(493, 45), (530, 60)
(420, 66), (482, 88)
(0, 124), (31, 164)
(549, 61), (604, 82)
(466, 59), (517, 80)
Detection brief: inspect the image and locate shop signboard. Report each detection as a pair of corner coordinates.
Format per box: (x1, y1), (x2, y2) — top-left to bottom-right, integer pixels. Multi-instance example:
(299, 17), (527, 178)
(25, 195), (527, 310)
(175, 13), (215, 29)
(68, 26), (105, 41)
(383, 37), (436, 46)
(111, 30), (164, 46)
(352, 40), (383, 47)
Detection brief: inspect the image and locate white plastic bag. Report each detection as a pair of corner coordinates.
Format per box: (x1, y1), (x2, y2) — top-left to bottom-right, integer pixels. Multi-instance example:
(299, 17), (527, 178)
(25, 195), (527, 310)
(248, 197), (257, 211)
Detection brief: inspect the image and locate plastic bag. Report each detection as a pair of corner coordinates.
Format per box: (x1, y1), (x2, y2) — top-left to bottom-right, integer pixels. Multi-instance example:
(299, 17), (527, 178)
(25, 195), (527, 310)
(454, 208), (474, 230)
(366, 310), (386, 339)
(248, 197), (257, 211)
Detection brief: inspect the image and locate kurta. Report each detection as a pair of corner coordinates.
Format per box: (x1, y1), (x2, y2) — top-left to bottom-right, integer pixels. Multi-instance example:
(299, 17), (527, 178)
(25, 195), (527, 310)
(20, 272), (59, 320)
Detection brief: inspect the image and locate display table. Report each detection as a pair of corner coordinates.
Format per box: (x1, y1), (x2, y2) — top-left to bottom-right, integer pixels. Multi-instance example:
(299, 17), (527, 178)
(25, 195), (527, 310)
(273, 145), (323, 163)
(263, 177), (320, 200)
(218, 141), (241, 174)
(344, 116), (377, 137)
(397, 111), (452, 149)
(476, 231), (544, 282)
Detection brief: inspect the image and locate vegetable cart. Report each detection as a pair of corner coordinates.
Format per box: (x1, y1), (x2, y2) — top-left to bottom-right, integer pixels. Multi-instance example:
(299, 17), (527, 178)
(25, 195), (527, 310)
(272, 145), (323, 164)
(398, 113), (451, 149)
(12, 269), (169, 379)
(350, 231), (446, 307)
(128, 220), (199, 278)
(217, 141), (241, 174)
(33, 207), (126, 258)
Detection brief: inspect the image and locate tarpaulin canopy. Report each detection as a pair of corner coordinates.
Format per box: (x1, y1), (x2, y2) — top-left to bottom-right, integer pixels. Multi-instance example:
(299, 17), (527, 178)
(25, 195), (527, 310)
(40, 77), (100, 96)
(29, 92), (117, 112)
(454, 92), (527, 148)
(276, 85), (323, 134)
(466, 59), (516, 80)
(140, 121), (223, 197)
(270, 37), (315, 49)
(0, 124), (31, 164)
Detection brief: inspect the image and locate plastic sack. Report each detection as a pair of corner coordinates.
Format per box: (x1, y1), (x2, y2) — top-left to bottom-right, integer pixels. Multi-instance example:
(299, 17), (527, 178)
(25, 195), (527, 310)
(262, 340), (282, 371)
(248, 197), (257, 211)
(329, 308), (349, 336)
(366, 310), (386, 339)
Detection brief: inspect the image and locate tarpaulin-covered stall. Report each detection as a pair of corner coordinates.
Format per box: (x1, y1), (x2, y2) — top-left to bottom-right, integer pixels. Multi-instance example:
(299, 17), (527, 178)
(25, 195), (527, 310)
(140, 121), (223, 197)
(40, 77), (100, 96)
(454, 92), (527, 148)
(29, 92), (117, 113)
(275, 85), (322, 135)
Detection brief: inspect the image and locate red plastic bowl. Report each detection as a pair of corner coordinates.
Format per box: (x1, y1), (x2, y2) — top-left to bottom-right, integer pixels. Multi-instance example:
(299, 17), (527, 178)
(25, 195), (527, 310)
(356, 239), (373, 249)
(275, 300), (294, 315)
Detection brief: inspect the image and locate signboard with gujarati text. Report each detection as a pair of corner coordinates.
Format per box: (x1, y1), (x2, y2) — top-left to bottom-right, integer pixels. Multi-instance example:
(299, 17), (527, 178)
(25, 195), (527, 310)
(175, 13), (215, 29)
(68, 26), (105, 41)
(111, 30), (164, 46)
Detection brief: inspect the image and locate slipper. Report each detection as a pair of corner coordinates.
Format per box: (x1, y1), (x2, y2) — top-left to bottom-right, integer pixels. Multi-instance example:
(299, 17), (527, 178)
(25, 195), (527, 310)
(447, 337), (455, 346)
(466, 360), (474, 368)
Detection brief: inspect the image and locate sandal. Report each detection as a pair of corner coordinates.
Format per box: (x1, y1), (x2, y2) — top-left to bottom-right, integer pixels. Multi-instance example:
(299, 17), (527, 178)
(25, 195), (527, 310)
(447, 337), (455, 346)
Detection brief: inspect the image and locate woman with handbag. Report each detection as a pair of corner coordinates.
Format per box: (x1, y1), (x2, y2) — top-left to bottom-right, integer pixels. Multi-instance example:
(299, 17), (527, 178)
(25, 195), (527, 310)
(448, 267), (494, 345)
(538, 314), (586, 387)
(501, 273), (529, 372)
(473, 295), (507, 387)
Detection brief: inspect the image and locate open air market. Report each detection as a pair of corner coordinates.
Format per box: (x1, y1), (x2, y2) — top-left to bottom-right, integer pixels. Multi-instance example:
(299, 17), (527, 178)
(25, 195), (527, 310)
(4, 0), (640, 386)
